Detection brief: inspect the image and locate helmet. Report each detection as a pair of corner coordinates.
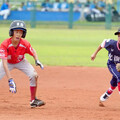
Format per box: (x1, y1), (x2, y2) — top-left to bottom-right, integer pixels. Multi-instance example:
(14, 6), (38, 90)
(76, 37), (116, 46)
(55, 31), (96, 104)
(9, 20), (27, 38)
(114, 28), (120, 35)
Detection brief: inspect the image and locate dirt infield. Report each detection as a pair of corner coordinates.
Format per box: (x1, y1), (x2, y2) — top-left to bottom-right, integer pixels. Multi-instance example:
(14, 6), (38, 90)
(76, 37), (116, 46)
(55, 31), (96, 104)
(0, 66), (120, 120)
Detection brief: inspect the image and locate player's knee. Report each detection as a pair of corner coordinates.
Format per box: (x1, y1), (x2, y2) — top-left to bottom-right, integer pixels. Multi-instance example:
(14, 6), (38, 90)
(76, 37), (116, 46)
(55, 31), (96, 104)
(30, 71), (38, 79)
(29, 72), (38, 86)
(110, 80), (117, 87)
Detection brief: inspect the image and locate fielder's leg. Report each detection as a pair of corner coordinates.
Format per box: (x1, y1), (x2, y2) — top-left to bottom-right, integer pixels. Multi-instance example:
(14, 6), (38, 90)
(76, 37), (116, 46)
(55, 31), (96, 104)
(99, 64), (120, 107)
(99, 76), (117, 107)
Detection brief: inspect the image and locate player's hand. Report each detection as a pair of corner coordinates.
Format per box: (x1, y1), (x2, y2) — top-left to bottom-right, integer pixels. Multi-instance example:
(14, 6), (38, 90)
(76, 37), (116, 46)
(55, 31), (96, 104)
(91, 53), (96, 61)
(8, 78), (17, 93)
(35, 60), (44, 70)
(116, 63), (120, 72)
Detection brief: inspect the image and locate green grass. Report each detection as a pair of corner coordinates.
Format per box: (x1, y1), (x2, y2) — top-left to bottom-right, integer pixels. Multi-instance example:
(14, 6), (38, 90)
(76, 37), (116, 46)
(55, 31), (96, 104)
(0, 27), (117, 67)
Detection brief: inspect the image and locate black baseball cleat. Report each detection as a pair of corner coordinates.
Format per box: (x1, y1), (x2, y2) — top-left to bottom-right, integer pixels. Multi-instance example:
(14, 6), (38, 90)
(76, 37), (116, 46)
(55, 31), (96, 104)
(30, 98), (45, 108)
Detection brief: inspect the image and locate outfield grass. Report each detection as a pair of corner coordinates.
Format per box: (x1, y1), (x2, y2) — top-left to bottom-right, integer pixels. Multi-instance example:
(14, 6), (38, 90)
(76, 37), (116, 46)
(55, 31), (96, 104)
(0, 27), (117, 67)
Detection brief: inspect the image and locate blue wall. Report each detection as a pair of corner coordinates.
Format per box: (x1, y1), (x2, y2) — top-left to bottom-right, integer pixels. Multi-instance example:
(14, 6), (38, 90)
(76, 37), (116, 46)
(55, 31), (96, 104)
(0, 10), (81, 21)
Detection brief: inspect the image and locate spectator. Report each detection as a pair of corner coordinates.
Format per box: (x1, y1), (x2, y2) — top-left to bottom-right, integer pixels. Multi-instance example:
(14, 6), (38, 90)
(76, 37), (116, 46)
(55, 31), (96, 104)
(59, 0), (69, 12)
(89, 0), (101, 14)
(84, 0), (91, 16)
(97, 0), (106, 9)
(85, 0), (91, 7)
(0, 0), (10, 20)
(26, 1), (34, 11)
(18, 2), (27, 11)
(84, 0), (106, 22)
(74, 0), (82, 12)
(117, 0), (120, 14)
(41, 0), (52, 11)
(112, 6), (120, 22)
(52, 0), (61, 12)
(97, 0), (106, 14)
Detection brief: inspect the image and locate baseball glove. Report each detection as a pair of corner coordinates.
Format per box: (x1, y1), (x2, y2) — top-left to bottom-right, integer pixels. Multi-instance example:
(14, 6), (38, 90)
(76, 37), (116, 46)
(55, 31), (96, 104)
(116, 63), (120, 72)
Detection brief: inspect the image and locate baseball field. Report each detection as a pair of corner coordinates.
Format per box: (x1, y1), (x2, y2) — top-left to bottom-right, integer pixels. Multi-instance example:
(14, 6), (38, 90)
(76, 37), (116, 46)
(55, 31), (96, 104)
(0, 27), (120, 120)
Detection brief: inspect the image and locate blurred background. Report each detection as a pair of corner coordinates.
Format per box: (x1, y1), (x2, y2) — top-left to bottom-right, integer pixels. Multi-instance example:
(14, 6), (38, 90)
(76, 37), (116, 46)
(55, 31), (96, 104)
(0, 0), (119, 67)
(0, 0), (119, 29)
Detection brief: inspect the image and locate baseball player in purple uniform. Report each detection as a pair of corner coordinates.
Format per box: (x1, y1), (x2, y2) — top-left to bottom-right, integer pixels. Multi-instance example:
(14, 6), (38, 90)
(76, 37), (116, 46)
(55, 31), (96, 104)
(91, 28), (120, 106)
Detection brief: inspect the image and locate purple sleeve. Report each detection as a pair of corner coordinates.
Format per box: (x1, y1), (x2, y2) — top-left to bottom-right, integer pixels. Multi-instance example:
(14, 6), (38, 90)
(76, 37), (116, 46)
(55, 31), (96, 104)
(101, 39), (111, 48)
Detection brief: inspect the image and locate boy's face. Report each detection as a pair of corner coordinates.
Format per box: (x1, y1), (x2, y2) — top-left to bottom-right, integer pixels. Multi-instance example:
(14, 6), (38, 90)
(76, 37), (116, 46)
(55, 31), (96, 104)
(12, 29), (23, 41)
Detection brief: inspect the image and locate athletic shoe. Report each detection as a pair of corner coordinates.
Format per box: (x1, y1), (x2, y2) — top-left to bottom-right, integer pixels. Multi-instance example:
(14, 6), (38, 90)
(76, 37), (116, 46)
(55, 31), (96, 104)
(35, 98), (46, 106)
(30, 98), (45, 108)
(100, 92), (111, 102)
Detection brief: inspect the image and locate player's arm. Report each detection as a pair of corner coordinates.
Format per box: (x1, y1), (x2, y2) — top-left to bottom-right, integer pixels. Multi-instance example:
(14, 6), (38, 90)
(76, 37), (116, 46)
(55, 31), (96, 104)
(0, 45), (11, 79)
(26, 42), (44, 69)
(91, 39), (108, 61)
(32, 48), (38, 60)
(32, 48), (44, 69)
(91, 45), (102, 61)
(2, 59), (17, 93)
(0, 44), (16, 93)
(2, 59), (12, 79)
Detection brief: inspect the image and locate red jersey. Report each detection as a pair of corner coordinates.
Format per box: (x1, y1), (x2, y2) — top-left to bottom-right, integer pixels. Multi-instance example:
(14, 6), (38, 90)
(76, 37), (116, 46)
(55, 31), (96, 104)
(0, 38), (34, 64)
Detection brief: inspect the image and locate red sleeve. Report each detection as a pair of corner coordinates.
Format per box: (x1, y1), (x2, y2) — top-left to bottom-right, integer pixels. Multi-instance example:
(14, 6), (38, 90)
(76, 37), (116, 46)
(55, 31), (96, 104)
(0, 43), (7, 59)
(26, 42), (34, 56)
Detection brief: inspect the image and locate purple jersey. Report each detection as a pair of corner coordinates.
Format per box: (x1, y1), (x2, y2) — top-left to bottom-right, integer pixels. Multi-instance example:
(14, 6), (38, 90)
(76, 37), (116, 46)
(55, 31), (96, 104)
(101, 39), (120, 64)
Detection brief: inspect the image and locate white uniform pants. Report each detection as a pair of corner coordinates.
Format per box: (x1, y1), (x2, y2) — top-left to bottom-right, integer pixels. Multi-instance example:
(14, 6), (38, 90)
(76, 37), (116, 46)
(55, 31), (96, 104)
(0, 9), (10, 20)
(0, 59), (37, 86)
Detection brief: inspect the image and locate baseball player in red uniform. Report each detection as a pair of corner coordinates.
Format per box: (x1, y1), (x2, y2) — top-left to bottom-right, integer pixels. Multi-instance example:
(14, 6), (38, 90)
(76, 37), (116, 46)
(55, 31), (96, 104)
(0, 20), (45, 108)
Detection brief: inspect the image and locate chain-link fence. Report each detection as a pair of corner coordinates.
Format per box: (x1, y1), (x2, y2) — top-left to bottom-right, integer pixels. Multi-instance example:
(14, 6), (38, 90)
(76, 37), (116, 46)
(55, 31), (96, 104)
(0, 0), (119, 29)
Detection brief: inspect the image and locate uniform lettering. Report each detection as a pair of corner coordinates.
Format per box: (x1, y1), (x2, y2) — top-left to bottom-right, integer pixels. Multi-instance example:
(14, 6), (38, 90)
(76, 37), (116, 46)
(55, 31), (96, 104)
(18, 55), (24, 61)
(114, 55), (120, 62)
(108, 53), (113, 61)
(0, 48), (5, 58)
(109, 54), (120, 62)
